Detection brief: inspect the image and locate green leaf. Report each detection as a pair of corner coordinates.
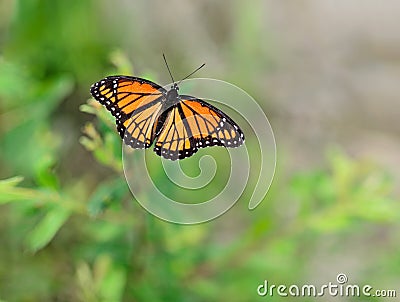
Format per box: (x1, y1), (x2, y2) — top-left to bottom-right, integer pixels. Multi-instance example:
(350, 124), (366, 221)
(87, 178), (128, 216)
(95, 255), (126, 302)
(25, 205), (71, 252)
(0, 176), (24, 188)
(0, 176), (34, 204)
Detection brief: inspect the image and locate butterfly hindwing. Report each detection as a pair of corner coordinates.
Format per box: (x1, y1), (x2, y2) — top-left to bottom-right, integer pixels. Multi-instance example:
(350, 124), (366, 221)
(118, 100), (164, 149)
(152, 106), (191, 160)
(90, 76), (166, 149)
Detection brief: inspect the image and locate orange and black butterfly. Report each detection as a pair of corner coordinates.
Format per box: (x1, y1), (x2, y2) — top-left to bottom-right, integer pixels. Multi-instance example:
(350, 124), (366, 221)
(90, 56), (244, 160)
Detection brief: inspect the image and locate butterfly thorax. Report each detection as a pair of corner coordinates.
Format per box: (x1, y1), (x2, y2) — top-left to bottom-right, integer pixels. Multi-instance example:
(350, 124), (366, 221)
(165, 85), (180, 106)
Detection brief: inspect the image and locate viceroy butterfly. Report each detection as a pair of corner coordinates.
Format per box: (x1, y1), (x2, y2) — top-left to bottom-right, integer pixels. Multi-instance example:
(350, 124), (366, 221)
(90, 56), (245, 160)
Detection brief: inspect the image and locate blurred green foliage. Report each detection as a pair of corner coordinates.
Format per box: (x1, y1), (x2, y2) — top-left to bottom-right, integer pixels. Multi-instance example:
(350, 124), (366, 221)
(0, 1), (399, 301)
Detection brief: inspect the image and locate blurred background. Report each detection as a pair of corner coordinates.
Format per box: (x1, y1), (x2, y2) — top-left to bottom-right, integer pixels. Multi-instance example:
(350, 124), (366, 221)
(1, 0), (399, 301)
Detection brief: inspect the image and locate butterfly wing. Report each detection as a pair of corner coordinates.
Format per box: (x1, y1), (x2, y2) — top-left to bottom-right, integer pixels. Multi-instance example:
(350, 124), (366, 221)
(90, 76), (167, 148)
(154, 96), (245, 160)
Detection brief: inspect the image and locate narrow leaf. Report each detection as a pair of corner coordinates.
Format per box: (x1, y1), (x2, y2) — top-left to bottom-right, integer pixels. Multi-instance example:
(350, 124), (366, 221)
(26, 206), (71, 252)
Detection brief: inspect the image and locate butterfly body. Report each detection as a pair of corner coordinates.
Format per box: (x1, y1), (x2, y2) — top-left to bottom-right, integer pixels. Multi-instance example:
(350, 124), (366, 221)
(90, 75), (244, 160)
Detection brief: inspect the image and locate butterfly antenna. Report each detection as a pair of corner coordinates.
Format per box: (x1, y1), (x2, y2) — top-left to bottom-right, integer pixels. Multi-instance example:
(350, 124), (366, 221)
(163, 53), (175, 84)
(177, 63), (206, 85)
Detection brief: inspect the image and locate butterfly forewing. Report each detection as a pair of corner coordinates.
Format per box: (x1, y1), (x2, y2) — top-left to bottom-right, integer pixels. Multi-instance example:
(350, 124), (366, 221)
(179, 97), (244, 147)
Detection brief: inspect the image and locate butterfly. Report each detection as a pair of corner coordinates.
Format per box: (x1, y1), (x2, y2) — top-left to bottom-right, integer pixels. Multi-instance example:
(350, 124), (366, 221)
(90, 56), (244, 160)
